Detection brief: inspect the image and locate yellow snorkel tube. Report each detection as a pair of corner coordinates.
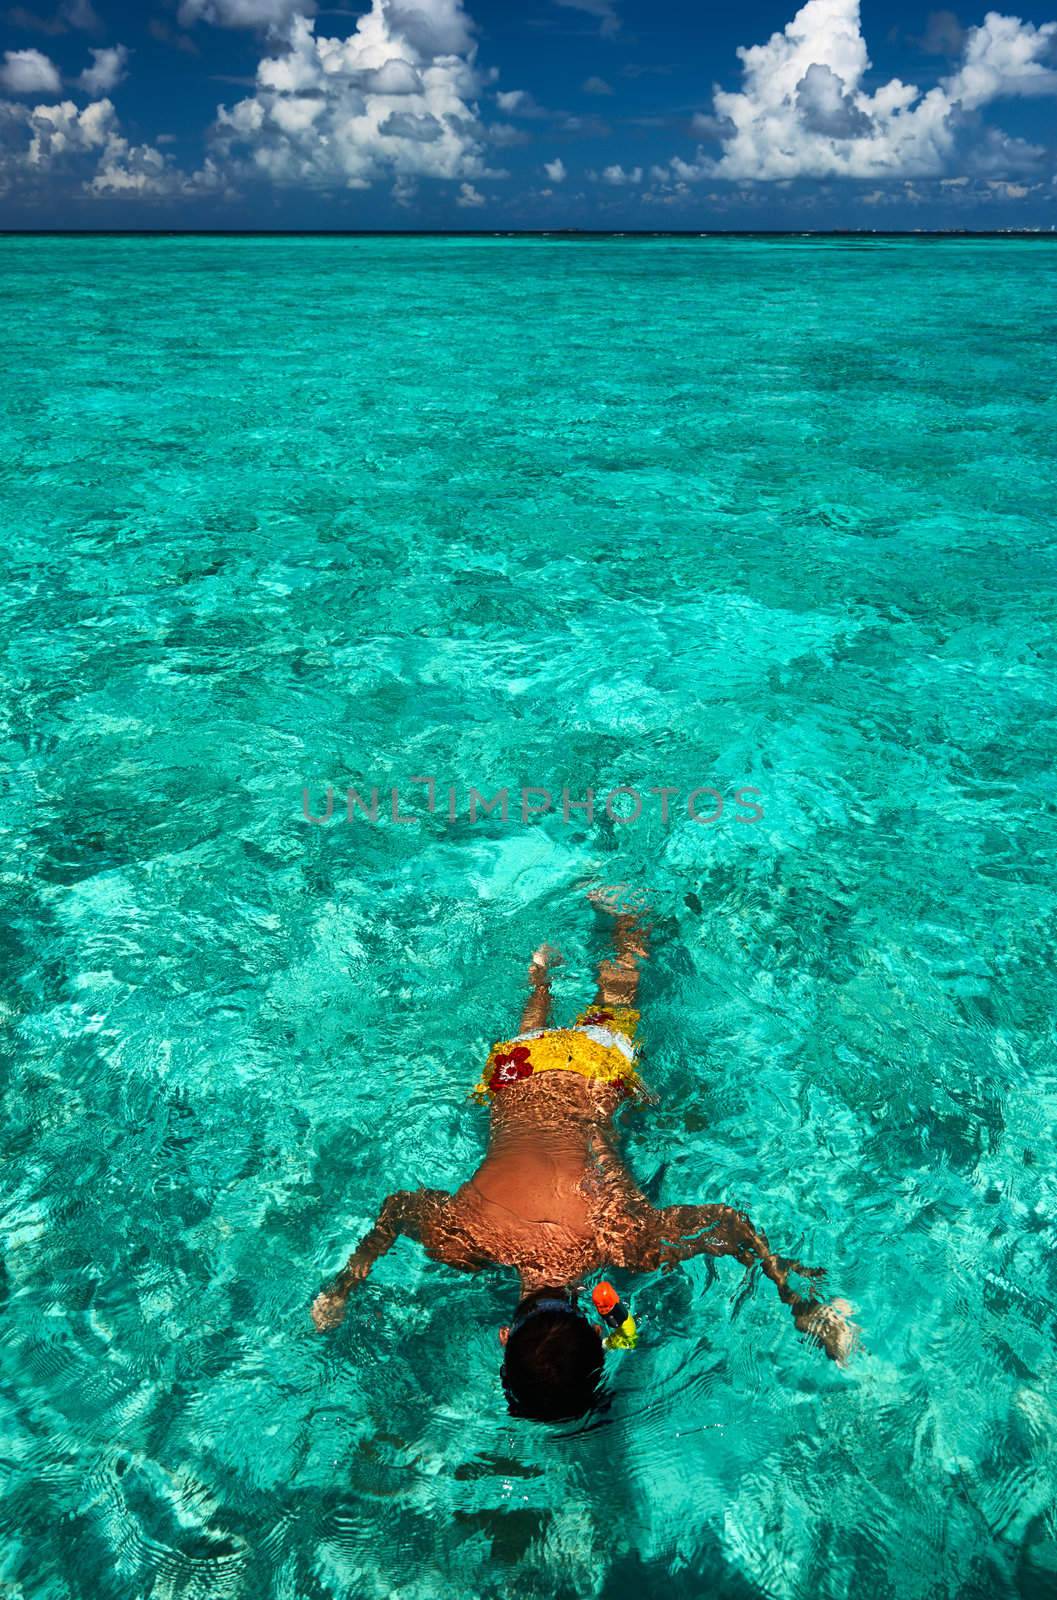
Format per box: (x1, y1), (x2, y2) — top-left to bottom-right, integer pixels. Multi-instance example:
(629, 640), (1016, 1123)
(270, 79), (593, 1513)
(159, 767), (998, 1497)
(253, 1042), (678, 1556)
(592, 1281), (638, 1350)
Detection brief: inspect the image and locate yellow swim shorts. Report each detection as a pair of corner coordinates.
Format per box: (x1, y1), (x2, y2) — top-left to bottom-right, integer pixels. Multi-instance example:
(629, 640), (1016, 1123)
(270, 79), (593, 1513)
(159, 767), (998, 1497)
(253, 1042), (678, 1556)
(475, 1005), (642, 1099)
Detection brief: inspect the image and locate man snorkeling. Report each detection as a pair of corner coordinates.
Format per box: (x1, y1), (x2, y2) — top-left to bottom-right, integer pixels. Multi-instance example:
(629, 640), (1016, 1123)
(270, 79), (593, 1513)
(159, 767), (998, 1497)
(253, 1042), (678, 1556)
(311, 892), (856, 1421)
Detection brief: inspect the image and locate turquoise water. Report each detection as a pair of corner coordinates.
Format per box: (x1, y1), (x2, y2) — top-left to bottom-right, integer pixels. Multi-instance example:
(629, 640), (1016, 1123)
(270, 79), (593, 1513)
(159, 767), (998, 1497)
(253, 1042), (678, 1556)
(1, 235), (1056, 1599)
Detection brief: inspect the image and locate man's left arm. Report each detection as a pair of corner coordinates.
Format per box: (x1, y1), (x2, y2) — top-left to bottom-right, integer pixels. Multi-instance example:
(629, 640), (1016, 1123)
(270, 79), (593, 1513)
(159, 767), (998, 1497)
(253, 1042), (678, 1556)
(632, 1202), (855, 1363)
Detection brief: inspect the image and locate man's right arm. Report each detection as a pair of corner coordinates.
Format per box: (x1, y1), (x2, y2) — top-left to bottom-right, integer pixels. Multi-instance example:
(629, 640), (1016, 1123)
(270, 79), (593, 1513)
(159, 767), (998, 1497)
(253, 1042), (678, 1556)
(311, 1189), (427, 1330)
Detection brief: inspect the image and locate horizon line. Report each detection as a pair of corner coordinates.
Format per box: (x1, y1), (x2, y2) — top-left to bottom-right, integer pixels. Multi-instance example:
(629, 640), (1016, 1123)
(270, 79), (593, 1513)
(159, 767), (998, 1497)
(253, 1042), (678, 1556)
(1, 227), (1056, 240)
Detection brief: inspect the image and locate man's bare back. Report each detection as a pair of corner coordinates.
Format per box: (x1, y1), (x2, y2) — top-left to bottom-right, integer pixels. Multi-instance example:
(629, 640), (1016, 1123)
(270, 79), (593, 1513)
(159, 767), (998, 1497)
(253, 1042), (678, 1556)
(312, 895), (855, 1412)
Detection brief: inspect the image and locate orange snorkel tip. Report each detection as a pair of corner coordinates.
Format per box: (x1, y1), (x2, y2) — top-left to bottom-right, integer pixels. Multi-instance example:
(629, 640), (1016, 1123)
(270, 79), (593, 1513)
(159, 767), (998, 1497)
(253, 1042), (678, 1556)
(592, 1281), (619, 1316)
(592, 1280), (638, 1350)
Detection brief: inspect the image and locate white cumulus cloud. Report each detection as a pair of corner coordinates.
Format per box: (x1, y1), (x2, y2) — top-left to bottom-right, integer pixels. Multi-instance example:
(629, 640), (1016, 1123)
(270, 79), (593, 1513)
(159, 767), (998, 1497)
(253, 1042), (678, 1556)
(89, 143), (223, 196)
(178, 0), (315, 27)
(78, 44), (129, 95)
(0, 47), (61, 94)
(26, 95), (113, 163)
(0, 92), (221, 198)
(455, 178), (484, 204)
(945, 10), (1057, 107)
(495, 87), (547, 116)
(212, 2), (496, 192)
(386, 0), (475, 55)
(663, 0), (1057, 183)
(598, 161), (641, 184)
(544, 156), (566, 180)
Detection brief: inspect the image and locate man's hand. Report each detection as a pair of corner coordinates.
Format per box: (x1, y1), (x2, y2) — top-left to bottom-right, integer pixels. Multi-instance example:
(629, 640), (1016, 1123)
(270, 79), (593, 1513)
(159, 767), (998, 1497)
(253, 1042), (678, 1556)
(310, 1251), (372, 1331)
(794, 1298), (858, 1365)
(311, 1288), (349, 1331)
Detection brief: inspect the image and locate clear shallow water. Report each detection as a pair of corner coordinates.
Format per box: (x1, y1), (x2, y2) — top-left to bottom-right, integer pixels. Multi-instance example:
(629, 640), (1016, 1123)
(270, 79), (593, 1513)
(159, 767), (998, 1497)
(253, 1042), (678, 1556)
(1, 235), (1056, 1599)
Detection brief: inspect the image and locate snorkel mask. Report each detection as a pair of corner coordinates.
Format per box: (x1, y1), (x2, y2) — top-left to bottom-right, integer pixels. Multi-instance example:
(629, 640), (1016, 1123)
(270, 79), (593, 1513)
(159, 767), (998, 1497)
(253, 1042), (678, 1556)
(503, 1282), (637, 1355)
(499, 1283), (637, 1420)
(508, 1290), (585, 1336)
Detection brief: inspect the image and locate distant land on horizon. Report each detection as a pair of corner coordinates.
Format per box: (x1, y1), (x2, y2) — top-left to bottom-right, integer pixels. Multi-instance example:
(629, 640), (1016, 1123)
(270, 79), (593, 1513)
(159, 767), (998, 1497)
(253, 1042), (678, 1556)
(2, 229), (1057, 240)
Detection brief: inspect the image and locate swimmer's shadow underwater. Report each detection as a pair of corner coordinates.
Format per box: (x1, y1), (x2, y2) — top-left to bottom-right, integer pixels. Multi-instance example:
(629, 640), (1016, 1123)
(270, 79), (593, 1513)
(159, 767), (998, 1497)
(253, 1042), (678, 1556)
(312, 892), (858, 1422)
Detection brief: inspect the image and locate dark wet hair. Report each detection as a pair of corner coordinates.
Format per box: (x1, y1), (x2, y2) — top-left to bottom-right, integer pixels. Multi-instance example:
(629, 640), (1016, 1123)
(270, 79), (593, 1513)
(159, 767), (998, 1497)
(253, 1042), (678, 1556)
(501, 1294), (605, 1423)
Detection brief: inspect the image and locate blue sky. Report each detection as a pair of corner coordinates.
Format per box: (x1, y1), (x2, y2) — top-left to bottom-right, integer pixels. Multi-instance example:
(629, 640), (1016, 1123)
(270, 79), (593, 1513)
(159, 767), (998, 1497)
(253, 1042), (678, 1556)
(1, 0), (1055, 227)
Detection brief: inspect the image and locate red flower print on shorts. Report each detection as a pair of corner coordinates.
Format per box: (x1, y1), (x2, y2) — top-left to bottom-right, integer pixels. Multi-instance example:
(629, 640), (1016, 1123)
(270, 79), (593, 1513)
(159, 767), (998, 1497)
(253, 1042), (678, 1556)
(581, 1011), (614, 1028)
(490, 1046), (533, 1087)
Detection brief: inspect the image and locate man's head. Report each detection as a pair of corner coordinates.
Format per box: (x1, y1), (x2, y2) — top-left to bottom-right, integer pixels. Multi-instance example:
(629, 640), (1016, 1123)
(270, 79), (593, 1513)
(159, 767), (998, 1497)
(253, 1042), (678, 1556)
(499, 1287), (605, 1422)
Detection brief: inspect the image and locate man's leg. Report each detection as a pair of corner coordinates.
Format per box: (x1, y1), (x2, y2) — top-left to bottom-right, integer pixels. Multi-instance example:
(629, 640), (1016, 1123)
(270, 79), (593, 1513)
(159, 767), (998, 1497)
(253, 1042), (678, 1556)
(590, 890), (649, 1010)
(518, 943), (560, 1033)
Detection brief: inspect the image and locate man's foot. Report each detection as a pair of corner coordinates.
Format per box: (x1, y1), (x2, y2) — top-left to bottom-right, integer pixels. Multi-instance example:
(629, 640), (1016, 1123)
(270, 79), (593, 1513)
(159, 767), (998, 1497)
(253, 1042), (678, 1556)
(589, 889), (650, 969)
(519, 944), (561, 1032)
(528, 943), (562, 987)
(587, 884), (649, 919)
(588, 887), (650, 947)
(587, 887), (650, 1009)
